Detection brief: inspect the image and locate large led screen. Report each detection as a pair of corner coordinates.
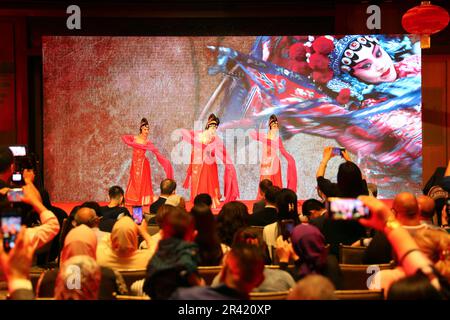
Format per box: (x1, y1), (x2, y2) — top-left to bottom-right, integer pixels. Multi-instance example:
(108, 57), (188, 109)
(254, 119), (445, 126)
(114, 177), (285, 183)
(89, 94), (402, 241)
(43, 35), (422, 202)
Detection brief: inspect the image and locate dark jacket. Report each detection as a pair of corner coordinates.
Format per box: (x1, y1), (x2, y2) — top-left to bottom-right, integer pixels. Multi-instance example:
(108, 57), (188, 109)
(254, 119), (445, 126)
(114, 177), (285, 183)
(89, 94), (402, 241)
(249, 207), (277, 226)
(149, 197), (167, 214)
(252, 200), (265, 215)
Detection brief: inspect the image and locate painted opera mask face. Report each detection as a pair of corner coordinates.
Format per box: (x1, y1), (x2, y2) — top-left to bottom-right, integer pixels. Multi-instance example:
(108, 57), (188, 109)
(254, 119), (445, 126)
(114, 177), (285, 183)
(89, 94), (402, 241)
(348, 43), (396, 84)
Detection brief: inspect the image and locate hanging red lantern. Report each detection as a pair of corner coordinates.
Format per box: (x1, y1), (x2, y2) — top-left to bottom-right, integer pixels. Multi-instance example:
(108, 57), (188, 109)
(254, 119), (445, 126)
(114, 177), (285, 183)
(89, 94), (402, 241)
(402, 1), (449, 49)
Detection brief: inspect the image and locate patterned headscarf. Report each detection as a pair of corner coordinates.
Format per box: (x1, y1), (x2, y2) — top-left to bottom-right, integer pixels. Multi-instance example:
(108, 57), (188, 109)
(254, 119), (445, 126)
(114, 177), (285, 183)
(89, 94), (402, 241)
(111, 216), (139, 258)
(55, 255), (101, 300)
(61, 225), (97, 265)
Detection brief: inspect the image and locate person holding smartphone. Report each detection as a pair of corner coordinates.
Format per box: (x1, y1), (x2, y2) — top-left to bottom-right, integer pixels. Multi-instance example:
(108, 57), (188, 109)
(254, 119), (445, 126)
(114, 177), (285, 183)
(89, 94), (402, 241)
(316, 146), (369, 199)
(0, 147), (60, 252)
(314, 146), (368, 257)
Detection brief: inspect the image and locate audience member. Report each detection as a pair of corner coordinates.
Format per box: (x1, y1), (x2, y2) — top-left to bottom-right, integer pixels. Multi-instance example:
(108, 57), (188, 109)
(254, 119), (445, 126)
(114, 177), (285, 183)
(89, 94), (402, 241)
(99, 186), (130, 232)
(54, 255), (101, 300)
(212, 228), (295, 292)
(0, 227), (36, 299)
(96, 216), (154, 269)
(217, 201), (250, 253)
(171, 244), (265, 300)
(0, 147), (60, 251)
(288, 275), (336, 300)
(190, 204), (223, 266)
(316, 146), (369, 198)
(73, 206), (109, 244)
(20, 167), (66, 267)
(249, 186), (280, 226)
(276, 224), (343, 289)
(140, 204), (173, 249)
(364, 192), (428, 264)
(150, 179), (176, 214)
(359, 195), (450, 299)
(303, 199), (327, 227)
(80, 201), (102, 218)
(37, 225), (128, 299)
(263, 188), (300, 261)
(369, 228), (450, 297)
(165, 194), (186, 209)
(143, 206), (203, 299)
(387, 267), (449, 300)
(252, 179), (273, 214)
(417, 195), (439, 229)
(193, 193), (213, 208)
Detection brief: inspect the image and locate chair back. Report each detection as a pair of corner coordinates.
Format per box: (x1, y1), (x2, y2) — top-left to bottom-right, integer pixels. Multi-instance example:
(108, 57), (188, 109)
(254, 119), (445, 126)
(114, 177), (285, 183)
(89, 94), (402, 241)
(247, 226), (265, 240)
(339, 244), (366, 264)
(250, 291), (289, 300)
(117, 269), (147, 291)
(340, 263), (392, 290)
(29, 266), (48, 291)
(197, 266), (222, 285)
(334, 289), (383, 300)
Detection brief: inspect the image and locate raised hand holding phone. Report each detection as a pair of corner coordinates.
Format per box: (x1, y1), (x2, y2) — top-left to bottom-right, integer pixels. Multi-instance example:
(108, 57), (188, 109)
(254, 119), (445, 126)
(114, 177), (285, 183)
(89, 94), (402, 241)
(326, 197), (370, 220)
(0, 226), (35, 283)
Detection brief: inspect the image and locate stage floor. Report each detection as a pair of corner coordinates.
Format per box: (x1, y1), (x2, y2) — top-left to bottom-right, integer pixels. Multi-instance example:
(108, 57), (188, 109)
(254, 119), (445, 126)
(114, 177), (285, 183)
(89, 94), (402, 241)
(52, 199), (394, 216)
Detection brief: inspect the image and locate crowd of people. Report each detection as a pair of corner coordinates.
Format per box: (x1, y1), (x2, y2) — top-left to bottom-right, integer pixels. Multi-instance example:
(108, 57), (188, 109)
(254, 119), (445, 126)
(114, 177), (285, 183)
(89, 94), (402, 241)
(0, 145), (449, 300)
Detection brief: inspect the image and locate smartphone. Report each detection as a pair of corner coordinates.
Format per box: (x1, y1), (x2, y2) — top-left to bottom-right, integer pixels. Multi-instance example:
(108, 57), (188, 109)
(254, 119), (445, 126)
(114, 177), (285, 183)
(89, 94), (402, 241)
(11, 172), (23, 183)
(7, 188), (24, 202)
(1, 213), (22, 253)
(8, 146), (27, 157)
(132, 206), (143, 225)
(279, 219), (295, 241)
(332, 147), (345, 156)
(326, 197), (370, 220)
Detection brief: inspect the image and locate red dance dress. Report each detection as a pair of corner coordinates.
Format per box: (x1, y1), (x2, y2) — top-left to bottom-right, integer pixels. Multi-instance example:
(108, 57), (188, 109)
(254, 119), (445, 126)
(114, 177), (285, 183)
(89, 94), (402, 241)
(181, 130), (239, 206)
(122, 135), (174, 206)
(250, 130), (297, 198)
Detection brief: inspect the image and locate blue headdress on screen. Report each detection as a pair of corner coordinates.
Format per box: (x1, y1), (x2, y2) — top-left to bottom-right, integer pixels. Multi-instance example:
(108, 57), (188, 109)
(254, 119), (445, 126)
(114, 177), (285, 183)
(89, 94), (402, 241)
(324, 34), (419, 106)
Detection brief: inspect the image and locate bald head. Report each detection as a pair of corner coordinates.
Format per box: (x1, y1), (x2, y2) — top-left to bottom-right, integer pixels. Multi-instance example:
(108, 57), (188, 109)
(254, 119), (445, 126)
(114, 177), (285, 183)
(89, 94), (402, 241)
(417, 195), (435, 220)
(392, 192), (420, 224)
(74, 207), (98, 228)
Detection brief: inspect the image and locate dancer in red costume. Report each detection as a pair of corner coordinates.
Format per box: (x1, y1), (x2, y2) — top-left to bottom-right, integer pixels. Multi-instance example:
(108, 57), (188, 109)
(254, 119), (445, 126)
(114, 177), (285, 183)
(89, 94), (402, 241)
(122, 118), (174, 206)
(182, 114), (239, 208)
(250, 114), (297, 199)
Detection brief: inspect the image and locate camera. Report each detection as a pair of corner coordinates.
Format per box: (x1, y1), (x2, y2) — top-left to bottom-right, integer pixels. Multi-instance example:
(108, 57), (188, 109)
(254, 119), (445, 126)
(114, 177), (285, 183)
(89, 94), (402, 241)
(326, 197), (370, 220)
(8, 146), (37, 187)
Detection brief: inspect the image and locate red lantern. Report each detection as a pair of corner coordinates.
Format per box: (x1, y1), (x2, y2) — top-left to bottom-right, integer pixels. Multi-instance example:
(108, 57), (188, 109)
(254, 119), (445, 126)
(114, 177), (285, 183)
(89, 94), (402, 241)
(402, 1), (449, 49)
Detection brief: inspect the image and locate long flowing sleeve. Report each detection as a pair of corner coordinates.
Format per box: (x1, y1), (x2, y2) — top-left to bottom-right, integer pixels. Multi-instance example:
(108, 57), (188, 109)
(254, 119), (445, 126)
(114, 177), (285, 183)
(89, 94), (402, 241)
(122, 134), (174, 179)
(180, 129), (195, 189)
(145, 140), (174, 180)
(278, 138), (298, 193)
(214, 137), (240, 202)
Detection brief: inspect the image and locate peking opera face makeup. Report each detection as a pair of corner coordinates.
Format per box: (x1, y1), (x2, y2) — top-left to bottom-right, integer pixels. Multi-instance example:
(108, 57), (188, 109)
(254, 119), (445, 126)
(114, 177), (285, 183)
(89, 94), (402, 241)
(349, 44), (397, 84)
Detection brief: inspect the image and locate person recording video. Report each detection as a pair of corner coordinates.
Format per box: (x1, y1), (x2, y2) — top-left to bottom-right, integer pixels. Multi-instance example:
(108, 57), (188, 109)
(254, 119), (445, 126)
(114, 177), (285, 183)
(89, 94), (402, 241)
(0, 146), (60, 252)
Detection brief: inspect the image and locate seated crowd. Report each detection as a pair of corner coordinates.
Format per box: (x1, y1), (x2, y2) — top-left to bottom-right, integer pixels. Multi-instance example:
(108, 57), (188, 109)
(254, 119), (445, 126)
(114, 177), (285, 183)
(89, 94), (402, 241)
(0, 145), (449, 300)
